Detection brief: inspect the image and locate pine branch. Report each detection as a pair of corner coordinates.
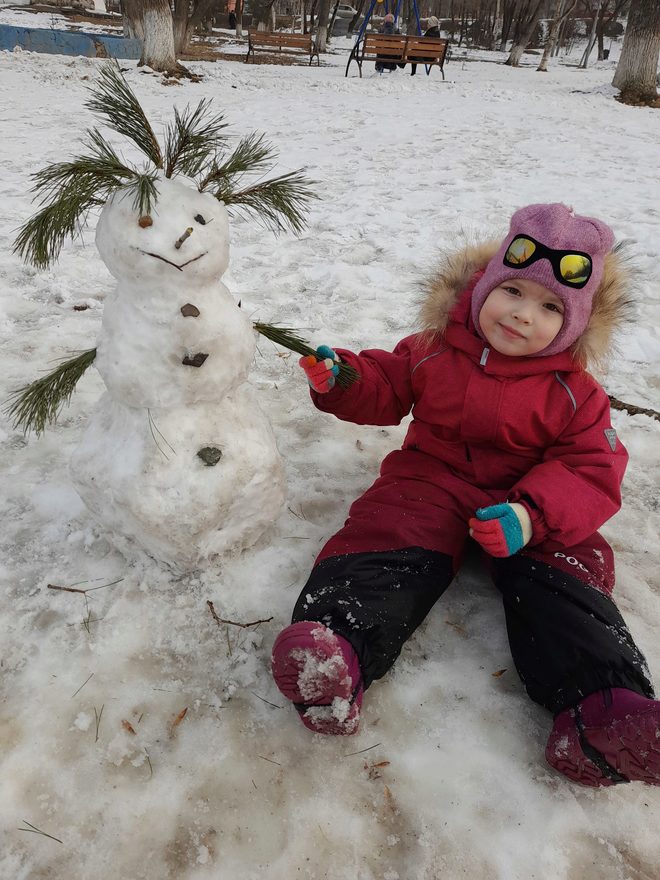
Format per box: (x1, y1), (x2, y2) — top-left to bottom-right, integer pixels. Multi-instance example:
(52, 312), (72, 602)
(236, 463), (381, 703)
(14, 186), (105, 269)
(4, 349), (97, 436)
(253, 322), (359, 388)
(199, 133), (274, 191)
(13, 131), (155, 267)
(164, 99), (227, 179)
(219, 171), (318, 235)
(85, 61), (163, 169)
(130, 172), (159, 217)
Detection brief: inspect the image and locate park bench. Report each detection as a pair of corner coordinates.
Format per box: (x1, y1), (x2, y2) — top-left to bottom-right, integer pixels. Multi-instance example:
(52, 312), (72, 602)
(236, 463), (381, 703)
(245, 29), (320, 66)
(345, 33), (449, 79)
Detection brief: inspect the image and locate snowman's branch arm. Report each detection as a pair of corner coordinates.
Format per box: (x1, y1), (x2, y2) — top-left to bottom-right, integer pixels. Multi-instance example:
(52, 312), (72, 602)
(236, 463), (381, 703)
(4, 348), (97, 435)
(253, 322), (359, 389)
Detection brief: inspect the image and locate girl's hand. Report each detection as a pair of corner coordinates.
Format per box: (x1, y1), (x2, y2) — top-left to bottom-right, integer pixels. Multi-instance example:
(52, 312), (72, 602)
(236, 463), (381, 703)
(469, 502), (533, 557)
(299, 345), (341, 393)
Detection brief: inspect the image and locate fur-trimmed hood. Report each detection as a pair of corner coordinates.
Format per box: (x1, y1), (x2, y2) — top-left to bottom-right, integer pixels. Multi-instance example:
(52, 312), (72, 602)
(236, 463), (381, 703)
(419, 240), (635, 372)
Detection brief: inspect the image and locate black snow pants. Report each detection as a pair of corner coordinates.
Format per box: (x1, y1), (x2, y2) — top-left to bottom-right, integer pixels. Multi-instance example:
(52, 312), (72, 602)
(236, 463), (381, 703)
(291, 547), (654, 714)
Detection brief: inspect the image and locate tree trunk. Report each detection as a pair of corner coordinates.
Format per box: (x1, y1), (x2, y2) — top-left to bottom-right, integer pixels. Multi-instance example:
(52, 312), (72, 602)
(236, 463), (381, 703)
(173, 0), (217, 54)
(327, 0), (340, 40)
(505, 0), (542, 66)
(491, 0), (501, 49)
(578, 0), (602, 69)
(596, 1), (605, 60)
(347, 0), (365, 35)
(612, 0), (660, 103)
(173, 0), (190, 53)
(499, 0), (519, 51)
(537, 0), (575, 71)
(404, 0), (417, 36)
(252, 0), (277, 31)
(121, 0), (144, 39)
(315, 0), (331, 51)
(234, 0), (244, 37)
(123, 0), (177, 71)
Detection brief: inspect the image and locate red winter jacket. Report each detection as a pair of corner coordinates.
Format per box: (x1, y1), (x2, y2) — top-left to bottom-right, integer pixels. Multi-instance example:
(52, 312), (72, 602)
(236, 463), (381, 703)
(311, 280), (628, 552)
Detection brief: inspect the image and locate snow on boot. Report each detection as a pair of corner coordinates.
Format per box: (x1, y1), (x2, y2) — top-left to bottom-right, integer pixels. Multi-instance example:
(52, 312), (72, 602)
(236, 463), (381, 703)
(545, 688), (660, 787)
(271, 621), (363, 735)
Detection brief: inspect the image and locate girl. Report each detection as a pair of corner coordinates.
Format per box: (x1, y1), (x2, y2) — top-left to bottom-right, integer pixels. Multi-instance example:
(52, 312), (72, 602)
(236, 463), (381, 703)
(271, 203), (659, 788)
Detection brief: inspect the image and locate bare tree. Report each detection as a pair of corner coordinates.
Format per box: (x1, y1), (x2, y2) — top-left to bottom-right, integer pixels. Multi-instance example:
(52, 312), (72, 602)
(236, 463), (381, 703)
(499, 0), (521, 50)
(252, 0), (278, 31)
(173, 0), (218, 54)
(578, 0), (602, 68)
(347, 0), (366, 35)
(315, 0), (332, 50)
(505, 0), (543, 66)
(122, 0), (177, 72)
(595, 0), (625, 60)
(537, 0), (576, 70)
(612, 0), (660, 104)
(234, 0), (244, 37)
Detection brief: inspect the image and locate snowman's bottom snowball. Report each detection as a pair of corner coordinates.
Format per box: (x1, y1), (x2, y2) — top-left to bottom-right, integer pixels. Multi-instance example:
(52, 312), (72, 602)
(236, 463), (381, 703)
(70, 390), (286, 570)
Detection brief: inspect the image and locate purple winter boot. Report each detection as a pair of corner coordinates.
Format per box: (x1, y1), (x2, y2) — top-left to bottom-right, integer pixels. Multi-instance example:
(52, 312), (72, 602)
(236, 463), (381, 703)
(271, 621), (363, 735)
(546, 688), (660, 787)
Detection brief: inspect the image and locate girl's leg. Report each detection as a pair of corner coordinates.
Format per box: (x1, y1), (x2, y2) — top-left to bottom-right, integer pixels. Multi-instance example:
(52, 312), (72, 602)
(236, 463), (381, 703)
(492, 536), (659, 786)
(272, 466), (478, 734)
(293, 547), (455, 688)
(272, 547), (455, 734)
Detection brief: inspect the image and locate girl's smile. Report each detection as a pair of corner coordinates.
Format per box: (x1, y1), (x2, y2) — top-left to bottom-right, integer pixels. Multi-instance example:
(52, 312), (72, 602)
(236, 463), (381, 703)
(478, 277), (565, 356)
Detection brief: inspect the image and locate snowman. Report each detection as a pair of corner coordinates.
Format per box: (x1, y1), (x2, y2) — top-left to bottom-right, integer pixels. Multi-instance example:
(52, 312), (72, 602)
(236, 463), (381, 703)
(10, 63), (315, 572)
(69, 174), (286, 570)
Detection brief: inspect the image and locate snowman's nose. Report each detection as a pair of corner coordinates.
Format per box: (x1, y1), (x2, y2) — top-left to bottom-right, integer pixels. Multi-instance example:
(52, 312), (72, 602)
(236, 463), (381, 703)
(174, 227), (194, 250)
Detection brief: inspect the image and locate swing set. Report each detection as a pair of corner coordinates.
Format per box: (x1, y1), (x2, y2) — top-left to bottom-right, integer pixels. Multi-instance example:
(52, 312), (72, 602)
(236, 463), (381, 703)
(345, 0), (449, 79)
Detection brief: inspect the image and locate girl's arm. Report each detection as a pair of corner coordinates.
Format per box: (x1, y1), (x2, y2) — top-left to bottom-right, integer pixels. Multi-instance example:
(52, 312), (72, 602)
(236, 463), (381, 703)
(309, 335), (420, 426)
(508, 380), (628, 549)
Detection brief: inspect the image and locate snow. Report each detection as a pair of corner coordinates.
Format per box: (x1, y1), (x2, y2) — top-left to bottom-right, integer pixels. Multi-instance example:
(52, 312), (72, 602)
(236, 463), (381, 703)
(1, 32), (660, 880)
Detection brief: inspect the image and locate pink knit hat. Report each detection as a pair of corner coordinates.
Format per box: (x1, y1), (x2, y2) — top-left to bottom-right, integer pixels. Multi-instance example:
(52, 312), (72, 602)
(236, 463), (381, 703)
(471, 203), (615, 356)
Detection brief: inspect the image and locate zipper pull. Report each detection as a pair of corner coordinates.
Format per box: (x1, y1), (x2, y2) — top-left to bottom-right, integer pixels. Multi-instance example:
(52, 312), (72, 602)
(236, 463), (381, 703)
(480, 347), (490, 366)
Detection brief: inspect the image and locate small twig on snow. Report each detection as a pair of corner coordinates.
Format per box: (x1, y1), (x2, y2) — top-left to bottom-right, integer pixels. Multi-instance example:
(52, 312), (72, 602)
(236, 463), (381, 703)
(250, 691), (283, 710)
(48, 583), (87, 595)
(17, 820), (63, 844)
(171, 707), (188, 732)
(94, 704), (104, 742)
(206, 600), (273, 629)
(343, 742), (382, 758)
(48, 577), (124, 595)
(71, 673), (94, 698)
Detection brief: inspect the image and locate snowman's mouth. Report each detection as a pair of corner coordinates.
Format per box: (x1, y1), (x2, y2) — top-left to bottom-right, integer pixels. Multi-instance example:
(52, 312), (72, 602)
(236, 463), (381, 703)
(139, 250), (208, 272)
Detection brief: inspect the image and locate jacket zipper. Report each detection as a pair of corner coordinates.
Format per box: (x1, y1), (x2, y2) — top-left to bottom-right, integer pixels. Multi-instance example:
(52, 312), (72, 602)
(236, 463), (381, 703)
(480, 346), (490, 366)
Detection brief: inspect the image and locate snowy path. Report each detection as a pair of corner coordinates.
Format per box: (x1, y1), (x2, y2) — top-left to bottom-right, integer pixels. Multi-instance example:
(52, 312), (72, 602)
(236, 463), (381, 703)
(0, 44), (659, 880)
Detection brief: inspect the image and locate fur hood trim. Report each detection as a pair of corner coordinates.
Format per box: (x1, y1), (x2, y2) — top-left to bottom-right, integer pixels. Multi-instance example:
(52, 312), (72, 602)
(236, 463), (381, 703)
(418, 239), (636, 372)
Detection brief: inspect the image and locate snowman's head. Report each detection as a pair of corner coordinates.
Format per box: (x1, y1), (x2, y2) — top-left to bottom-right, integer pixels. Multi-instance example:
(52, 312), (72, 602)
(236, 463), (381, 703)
(96, 174), (230, 285)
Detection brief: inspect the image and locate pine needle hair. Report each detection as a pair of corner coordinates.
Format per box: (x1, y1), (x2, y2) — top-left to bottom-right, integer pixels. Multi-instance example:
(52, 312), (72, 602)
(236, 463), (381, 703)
(14, 60), (318, 269)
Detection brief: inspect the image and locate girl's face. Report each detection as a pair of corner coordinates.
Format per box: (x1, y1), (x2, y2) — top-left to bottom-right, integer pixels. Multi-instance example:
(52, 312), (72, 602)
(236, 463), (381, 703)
(478, 278), (565, 357)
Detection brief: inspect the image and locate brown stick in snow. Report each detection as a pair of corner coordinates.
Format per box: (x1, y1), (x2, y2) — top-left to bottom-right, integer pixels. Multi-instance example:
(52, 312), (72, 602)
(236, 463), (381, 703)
(206, 600), (273, 629)
(608, 395), (659, 423)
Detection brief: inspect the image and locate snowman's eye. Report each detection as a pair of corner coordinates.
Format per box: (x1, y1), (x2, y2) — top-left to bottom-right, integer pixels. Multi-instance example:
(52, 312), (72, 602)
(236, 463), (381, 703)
(194, 214), (206, 225)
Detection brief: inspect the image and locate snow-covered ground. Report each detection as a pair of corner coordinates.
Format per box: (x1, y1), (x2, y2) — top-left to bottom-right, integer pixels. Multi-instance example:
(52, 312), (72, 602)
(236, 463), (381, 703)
(1, 35), (659, 880)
